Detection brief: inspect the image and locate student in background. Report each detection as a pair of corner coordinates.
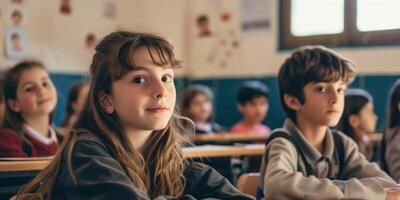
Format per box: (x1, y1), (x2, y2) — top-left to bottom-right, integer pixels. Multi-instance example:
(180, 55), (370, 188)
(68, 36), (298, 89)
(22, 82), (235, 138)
(0, 77), (5, 127)
(259, 46), (395, 200)
(17, 32), (252, 199)
(179, 84), (233, 182)
(179, 84), (225, 134)
(0, 61), (60, 157)
(381, 79), (400, 182)
(336, 89), (378, 161)
(61, 82), (89, 130)
(231, 80), (270, 135)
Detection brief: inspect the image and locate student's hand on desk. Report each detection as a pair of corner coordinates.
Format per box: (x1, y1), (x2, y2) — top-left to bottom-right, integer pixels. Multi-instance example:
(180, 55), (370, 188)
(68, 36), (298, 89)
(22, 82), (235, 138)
(385, 187), (400, 200)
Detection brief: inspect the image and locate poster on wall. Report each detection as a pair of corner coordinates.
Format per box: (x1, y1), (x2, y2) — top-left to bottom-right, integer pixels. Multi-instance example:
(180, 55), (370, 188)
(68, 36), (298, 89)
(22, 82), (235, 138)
(10, 0), (24, 5)
(60, 0), (72, 15)
(103, 0), (116, 19)
(240, 0), (271, 35)
(85, 32), (97, 49)
(5, 28), (27, 59)
(6, 5), (25, 27)
(186, 0), (242, 75)
(4, 0), (28, 60)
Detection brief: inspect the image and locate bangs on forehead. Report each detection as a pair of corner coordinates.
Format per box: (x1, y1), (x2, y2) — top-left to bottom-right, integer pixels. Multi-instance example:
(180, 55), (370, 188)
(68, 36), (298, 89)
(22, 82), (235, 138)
(111, 37), (182, 81)
(305, 59), (356, 84)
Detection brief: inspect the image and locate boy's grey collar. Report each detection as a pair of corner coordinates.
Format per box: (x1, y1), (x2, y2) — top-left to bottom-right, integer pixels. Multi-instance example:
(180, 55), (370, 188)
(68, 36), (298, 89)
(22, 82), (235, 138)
(283, 119), (335, 163)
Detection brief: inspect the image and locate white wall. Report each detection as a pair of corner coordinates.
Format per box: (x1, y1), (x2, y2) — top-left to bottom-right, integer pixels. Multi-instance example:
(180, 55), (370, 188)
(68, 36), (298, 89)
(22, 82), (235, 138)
(129, 0), (186, 76)
(184, 0), (400, 78)
(1, 0), (399, 77)
(0, 0), (139, 73)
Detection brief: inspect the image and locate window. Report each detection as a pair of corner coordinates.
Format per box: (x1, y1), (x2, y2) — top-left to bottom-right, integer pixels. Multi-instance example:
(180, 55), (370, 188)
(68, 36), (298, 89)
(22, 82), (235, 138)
(280, 0), (400, 49)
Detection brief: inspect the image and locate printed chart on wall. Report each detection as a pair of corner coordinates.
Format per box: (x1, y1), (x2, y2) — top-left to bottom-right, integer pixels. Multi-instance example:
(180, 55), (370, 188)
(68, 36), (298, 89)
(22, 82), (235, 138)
(4, 0), (27, 59)
(240, 0), (272, 35)
(186, 0), (242, 76)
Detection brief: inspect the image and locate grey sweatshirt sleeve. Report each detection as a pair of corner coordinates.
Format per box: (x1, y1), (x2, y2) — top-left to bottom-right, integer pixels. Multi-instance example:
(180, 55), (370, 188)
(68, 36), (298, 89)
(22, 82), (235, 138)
(385, 129), (400, 182)
(263, 136), (396, 200)
(339, 133), (396, 199)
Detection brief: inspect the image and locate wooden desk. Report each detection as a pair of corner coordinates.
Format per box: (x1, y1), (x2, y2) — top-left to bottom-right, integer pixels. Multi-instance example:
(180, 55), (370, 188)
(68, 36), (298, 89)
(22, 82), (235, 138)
(0, 144), (266, 172)
(183, 144), (265, 158)
(0, 157), (52, 172)
(191, 133), (268, 143)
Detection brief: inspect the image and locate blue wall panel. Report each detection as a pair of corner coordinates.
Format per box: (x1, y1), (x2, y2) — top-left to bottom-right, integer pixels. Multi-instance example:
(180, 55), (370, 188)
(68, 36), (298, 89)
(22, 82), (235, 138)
(50, 73), (88, 126)
(50, 73), (400, 132)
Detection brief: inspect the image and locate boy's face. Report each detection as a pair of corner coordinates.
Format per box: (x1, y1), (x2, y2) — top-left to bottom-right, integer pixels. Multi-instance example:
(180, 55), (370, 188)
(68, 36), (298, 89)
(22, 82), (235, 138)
(291, 81), (347, 127)
(238, 96), (268, 124)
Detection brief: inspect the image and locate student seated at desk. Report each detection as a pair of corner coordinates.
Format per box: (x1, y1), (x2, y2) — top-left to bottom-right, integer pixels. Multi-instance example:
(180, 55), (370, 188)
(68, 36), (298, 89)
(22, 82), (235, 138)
(59, 82), (89, 136)
(179, 84), (225, 134)
(16, 32), (253, 200)
(259, 46), (396, 200)
(0, 61), (61, 158)
(231, 81), (270, 136)
(337, 88), (378, 161)
(0, 77), (5, 127)
(381, 79), (400, 182)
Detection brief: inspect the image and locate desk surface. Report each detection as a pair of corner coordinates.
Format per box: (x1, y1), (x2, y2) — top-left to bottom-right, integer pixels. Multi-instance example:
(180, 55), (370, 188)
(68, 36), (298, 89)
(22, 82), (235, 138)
(190, 133), (268, 142)
(183, 144), (265, 158)
(0, 133), (383, 172)
(0, 144), (266, 172)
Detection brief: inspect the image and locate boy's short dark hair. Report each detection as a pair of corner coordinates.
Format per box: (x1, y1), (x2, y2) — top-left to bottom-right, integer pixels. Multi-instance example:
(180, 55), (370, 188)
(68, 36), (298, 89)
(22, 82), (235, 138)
(278, 45), (356, 121)
(237, 81), (269, 105)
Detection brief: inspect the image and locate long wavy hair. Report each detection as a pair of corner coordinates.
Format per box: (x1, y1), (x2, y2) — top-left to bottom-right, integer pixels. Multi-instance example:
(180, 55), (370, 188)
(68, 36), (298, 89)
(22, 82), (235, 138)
(17, 31), (189, 199)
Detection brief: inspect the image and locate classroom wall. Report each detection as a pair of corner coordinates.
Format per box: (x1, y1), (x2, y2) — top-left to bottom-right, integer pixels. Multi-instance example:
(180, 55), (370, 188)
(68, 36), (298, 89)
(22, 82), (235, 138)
(2, 0), (399, 75)
(1, 0), (399, 129)
(177, 0), (400, 130)
(183, 0), (400, 78)
(187, 75), (400, 131)
(0, 0), (147, 73)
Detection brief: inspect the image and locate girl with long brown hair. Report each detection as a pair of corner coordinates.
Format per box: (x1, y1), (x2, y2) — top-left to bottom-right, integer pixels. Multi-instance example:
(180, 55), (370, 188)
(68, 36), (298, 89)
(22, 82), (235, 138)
(336, 88), (378, 161)
(17, 31), (252, 199)
(0, 61), (59, 157)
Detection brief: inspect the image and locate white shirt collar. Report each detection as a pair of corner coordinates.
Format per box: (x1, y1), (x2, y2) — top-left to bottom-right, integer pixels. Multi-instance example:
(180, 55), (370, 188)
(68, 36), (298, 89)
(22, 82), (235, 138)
(24, 125), (58, 145)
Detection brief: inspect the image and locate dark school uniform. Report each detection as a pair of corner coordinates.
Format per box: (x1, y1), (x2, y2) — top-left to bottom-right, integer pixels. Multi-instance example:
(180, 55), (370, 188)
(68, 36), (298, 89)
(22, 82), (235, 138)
(52, 130), (254, 200)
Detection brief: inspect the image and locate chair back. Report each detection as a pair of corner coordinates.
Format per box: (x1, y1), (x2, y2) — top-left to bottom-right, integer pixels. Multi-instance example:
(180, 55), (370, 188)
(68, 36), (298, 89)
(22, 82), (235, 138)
(236, 172), (260, 197)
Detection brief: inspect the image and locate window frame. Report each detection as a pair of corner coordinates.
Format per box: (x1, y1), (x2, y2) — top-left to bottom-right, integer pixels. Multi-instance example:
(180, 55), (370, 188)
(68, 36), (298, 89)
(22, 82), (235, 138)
(279, 0), (400, 49)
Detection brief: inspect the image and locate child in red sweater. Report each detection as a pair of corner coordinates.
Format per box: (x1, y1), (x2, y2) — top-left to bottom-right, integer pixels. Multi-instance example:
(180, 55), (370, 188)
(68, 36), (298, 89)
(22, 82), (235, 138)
(0, 61), (60, 157)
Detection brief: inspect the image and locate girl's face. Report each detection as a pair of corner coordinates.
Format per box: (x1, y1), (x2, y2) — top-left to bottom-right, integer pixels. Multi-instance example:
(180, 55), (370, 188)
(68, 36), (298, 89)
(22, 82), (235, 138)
(187, 93), (212, 123)
(10, 67), (57, 118)
(353, 101), (377, 134)
(103, 47), (176, 133)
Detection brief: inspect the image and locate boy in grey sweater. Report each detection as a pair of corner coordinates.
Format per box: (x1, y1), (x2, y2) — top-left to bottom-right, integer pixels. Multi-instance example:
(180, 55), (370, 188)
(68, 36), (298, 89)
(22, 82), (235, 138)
(259, 45), (396, 200)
